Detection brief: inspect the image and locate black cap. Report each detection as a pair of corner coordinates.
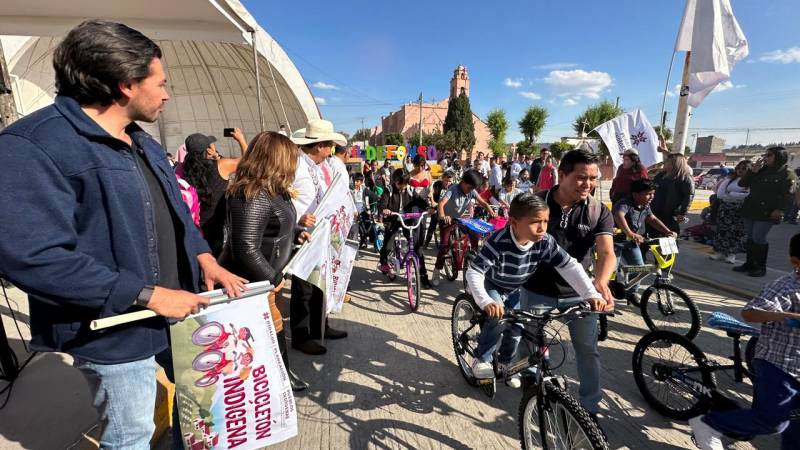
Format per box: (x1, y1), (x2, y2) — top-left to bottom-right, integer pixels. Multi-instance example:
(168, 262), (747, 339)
(185, 133), (217, 154)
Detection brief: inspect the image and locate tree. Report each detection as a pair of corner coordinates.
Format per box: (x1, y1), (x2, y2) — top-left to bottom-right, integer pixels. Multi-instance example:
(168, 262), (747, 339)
(515, 140), (534, 156)
(486, 109), (509, 156)
(548, 141), (575, 160)
(352, 128), (371, 142)
(384, 133), (404, 146)
(572, 100), (624, 156)
(653, 125), (673, 142)
(443, 92), (476, 159)
(518, 106), (549, 147)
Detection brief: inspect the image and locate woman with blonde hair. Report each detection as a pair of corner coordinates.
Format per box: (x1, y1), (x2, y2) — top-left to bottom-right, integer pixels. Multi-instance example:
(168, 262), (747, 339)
(648, 153), (695, 235)
(218, 131), (310, 391)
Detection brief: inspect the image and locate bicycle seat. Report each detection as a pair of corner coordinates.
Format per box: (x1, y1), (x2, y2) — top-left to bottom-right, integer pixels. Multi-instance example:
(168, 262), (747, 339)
(706, 312), (759, 337)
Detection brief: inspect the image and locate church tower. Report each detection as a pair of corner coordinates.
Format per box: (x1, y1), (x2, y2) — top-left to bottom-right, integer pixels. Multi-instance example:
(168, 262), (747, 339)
(449, 65), (470, 99)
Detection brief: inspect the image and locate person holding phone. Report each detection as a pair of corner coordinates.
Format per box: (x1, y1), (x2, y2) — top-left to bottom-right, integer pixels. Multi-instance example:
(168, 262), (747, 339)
(734, 146), (796, 277)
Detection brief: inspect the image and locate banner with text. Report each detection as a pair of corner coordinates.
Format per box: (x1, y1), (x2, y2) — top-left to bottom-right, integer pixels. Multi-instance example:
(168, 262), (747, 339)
(171, 293), (297, 450)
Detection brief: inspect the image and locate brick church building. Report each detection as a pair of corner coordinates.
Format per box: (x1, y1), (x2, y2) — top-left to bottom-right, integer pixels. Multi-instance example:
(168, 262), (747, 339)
(371, 65), (491, 159)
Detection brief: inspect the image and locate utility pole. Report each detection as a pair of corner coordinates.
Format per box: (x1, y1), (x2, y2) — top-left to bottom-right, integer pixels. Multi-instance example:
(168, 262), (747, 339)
(0, 41), (19, 130)
(672, 52), (692, 154)
(614, 96), (620, 109)
(745, 128), (750, 146)
(418, 92), (423, 148)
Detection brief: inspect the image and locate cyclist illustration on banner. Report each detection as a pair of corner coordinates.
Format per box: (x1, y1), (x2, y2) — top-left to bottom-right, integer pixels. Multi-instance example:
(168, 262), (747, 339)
(170, 293), (298, 450)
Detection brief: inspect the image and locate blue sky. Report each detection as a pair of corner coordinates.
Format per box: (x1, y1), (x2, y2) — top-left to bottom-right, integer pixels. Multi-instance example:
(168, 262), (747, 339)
(245, 0), (800, 147)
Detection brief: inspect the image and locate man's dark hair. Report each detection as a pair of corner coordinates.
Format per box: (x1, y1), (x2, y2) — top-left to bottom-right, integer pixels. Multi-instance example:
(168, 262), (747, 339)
(630, 179), (657, 194)
(391, 168), (409, 185)
(53, 20), (162, 106)
(461, 169), (482, 187)
(558, 149), (599, 175)
(509, 192), (548, 219)
(502, 176), (515, 186)
(413, 154), (426, 166)
(791, 233), (800, 259)
(334, 145), (348, 155)
(766, 146), (789, 168)
(443, 170), (455, 178)
(352, 173), (364, 182)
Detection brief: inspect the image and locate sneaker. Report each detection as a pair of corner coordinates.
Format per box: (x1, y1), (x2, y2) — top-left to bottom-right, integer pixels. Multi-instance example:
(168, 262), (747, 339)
(471, 358), (494, 379)
(724, 254), (737, 264)
(708, 253), (723, 261)
(505, 374), (522, 388)
(431, 270), (441, 287)
(688, 416), (723, 450)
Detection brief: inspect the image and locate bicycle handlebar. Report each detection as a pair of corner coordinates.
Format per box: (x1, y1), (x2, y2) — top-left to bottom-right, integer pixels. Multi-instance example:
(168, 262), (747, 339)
(389, 211), (428, 230)
(500, 302), (616, 324)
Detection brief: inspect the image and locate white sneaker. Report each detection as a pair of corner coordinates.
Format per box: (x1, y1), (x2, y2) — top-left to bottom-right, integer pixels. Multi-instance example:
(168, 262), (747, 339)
(689, 416), (723, 450)
(431, 270), (441, 287)
(471, 358), (494, 379)
(724, 254), (737, 264)
(505, 374), (522, 388)
(708, 253), (723, 261)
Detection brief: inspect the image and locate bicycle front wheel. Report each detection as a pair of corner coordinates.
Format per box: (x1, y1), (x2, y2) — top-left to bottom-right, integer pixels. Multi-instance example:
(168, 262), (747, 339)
(519, 380), (609, 450)
(406, 256), (421, 312)
(632, 330), (715, 420)
(451, 294), (482, 386)
(640, 284), (701, 340)
(443, 249), (457, 281)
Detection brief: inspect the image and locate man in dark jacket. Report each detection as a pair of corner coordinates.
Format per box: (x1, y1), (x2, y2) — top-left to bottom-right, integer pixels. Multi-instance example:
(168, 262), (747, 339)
(530, 147), (550, 186)
(734, 146), (797, 277)
(0, 21), (245, 448)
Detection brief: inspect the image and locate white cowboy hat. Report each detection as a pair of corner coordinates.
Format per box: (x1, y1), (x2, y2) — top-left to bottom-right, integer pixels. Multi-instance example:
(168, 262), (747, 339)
(291, 119), (347, 146)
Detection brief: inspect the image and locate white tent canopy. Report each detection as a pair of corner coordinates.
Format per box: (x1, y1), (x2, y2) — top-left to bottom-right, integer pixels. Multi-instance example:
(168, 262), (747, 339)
(0, 0), (321, 156)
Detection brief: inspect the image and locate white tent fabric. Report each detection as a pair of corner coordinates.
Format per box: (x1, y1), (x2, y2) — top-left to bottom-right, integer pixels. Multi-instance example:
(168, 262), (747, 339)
(0, 0), (320, 156)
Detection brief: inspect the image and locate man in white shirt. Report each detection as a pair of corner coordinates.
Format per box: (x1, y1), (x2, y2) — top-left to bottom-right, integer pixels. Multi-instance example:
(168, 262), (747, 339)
(290, 120), (348, 355)
(489, 156), (503, 190)
(330, 145), (350, 184)
(511, 156), (523, 180)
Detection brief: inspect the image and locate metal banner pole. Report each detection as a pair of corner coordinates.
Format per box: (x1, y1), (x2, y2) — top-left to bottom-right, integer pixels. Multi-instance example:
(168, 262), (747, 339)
(251, 31), (265, 132)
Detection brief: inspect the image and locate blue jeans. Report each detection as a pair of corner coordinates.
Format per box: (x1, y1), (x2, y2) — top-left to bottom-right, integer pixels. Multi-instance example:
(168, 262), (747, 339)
(743, 218), (774, 245)
(614, 241), (645, 292)
(521, 289), (602, 414)
(704, 359), (800, 450)
(475, 284), (525, 365)
(74, 356), (157, 450)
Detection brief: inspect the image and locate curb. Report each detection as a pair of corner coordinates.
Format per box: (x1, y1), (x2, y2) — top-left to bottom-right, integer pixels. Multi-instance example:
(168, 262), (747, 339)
(673, 269), (756, 300)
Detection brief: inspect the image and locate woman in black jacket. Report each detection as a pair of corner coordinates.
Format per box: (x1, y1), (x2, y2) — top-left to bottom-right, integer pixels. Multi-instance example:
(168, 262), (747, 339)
(648, 153), (695, 236)
(733, 146), (796, 277)
(218, 132), (310, 391)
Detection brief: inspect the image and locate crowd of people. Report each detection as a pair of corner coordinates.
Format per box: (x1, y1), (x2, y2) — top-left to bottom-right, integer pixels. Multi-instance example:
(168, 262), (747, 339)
(0, 18), (797, 450)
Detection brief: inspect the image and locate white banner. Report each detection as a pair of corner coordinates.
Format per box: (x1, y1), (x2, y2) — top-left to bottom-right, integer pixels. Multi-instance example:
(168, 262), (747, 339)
(329, 242), (358, 314)
(674, 0), (748, 107)
(593, 109), (662, 172)
(170, 290), (297, 450)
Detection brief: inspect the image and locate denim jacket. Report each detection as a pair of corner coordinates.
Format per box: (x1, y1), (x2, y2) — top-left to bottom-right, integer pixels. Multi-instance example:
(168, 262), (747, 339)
(0, 96), (210, 364)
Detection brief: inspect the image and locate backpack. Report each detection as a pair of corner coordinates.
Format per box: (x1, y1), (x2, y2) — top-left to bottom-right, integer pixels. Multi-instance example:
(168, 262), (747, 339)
(176, 175), (201, 228)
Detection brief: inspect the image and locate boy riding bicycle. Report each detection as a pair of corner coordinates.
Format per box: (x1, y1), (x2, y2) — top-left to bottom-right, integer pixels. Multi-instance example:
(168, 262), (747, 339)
(690, 233), (800, 450)
(612, 179), (677, 301)
(465, 193), (605, 387)
(431, 170), (496, 287)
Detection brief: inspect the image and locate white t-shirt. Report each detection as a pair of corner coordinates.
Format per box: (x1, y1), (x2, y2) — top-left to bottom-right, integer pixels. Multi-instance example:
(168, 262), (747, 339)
(292, 153), (330, 217)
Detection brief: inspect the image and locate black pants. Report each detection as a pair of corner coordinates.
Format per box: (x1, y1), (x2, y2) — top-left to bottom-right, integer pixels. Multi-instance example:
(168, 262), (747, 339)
(379, 221), (428, 277)
(290, 275), (325, 343)
(425, 213), (439, 244)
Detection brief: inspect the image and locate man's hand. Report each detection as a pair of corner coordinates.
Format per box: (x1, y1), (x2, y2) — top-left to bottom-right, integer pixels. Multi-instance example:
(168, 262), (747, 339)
(587, 297), (613, 312)
(298, 213), (316, 227)
(488, 208), (498, 218)
(593, 279), (615, 306)
(198, 253), (248, 298)
(146, 286), (209, 319)
(382, 209), (392, 216)
(442, 215), (453, 225)
(484, 303), (504, 319)
(296, 231), (311, 244)
(274, 278), (286, 293)
(629, 233), (645, 244)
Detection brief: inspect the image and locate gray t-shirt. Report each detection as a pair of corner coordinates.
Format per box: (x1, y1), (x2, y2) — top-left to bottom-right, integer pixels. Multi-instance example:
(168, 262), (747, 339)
(612, 197), (652, 235)
(442, 184), (479, 218)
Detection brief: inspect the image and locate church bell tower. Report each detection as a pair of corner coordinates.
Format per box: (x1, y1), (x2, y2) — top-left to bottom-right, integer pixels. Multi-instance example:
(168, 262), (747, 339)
(450, 65), (470, 99)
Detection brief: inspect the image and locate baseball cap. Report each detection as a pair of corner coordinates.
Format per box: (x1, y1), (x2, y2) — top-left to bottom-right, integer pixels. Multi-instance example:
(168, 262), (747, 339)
(185, 133), (217, 154)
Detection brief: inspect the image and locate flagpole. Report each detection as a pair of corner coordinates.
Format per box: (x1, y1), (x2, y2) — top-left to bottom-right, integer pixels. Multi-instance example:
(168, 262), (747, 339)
(672, 51), (692, 154)
(659, 50), (677, 134)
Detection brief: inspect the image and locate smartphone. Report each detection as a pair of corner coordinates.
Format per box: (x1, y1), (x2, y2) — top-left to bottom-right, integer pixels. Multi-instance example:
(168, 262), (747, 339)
(223, 128), (235, 137)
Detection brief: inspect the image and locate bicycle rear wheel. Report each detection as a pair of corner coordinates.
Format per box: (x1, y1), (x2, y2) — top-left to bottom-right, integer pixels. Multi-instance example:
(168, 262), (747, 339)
(519, 380), (609, 450)
(640, 283), (701, 340)
(744, 336), (758, 378)
(442, 250), (456, 281)
(451, 294), (482, 386)
(406, 256), (421, 312)
(632, 330), (715, 420)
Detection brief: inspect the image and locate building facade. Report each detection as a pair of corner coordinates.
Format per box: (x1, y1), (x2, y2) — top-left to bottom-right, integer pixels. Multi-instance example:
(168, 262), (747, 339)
(695, 135), (726, 154)
(372, 65), (491, 160)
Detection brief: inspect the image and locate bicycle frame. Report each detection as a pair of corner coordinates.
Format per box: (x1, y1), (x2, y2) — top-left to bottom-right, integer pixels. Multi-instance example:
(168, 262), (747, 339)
(613, 239), (678, 291)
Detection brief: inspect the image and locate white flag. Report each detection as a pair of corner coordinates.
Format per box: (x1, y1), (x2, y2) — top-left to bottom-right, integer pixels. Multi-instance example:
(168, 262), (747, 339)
(674, 0), (748, 107)
(593, 110), (662, 172)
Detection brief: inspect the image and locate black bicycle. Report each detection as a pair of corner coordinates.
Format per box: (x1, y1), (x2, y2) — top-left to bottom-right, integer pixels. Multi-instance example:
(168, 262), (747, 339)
(632, 311), (799, 424)
(451, 293), (610, 450)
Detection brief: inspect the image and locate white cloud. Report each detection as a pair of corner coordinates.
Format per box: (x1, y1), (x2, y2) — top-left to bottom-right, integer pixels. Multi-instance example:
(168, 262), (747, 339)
(544, 69), (613, 100)
(712, 81), (746, 93)
(519, 91), (542, 100)
(504, 77), (523, 88)
(312, 81), (339, 90)
(563, 98), (578, 106)
(533, 63), (579, 70)
(662, 83), (681, 98)
(758, 47), (800, 64)
(314, 96), (327, 105)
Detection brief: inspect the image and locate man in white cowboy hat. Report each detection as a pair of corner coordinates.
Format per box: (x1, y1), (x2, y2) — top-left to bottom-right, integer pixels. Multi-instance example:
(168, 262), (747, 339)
(290, 119), (349, 355)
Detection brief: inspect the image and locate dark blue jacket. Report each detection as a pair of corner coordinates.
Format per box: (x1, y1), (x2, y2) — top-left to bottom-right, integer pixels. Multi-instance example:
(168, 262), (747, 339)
(0, 96), (210, 364)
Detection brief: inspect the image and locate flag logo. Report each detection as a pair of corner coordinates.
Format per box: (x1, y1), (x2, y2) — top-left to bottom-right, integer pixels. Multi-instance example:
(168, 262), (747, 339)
(631, 131), (648, 146)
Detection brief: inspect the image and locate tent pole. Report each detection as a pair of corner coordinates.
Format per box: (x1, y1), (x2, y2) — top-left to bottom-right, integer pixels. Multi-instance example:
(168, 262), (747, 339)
(266, 40), (292, 134)
(251, 31), (265, 132)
